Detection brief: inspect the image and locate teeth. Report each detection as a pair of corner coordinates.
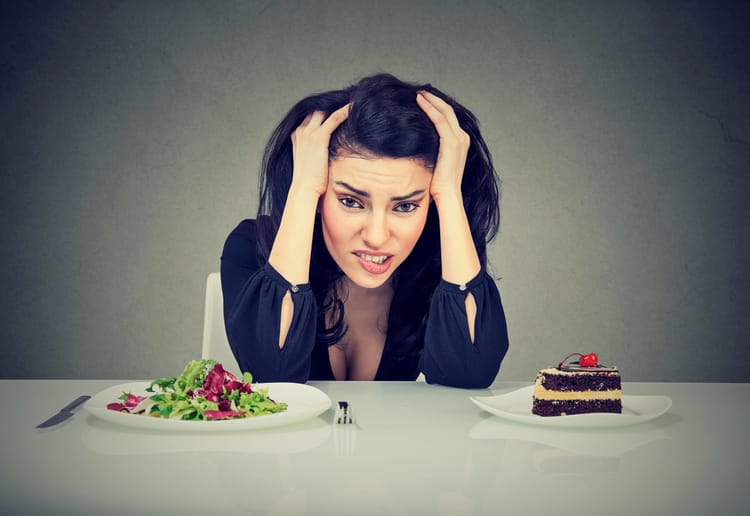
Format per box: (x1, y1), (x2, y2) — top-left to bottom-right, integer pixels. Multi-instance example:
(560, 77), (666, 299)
(357, 253), (388, 264)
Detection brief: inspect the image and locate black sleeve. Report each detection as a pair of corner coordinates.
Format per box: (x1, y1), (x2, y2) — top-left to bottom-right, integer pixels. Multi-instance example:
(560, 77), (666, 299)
(420, 271), (509, 388)
(220, 219), (318, 383)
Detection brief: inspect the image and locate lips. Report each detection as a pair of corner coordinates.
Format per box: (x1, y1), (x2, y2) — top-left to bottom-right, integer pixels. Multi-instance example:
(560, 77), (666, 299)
(353, 251), (393, 275)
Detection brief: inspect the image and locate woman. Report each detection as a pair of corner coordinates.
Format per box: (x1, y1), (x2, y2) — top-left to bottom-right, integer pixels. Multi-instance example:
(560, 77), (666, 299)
(221, 73), (509, 388)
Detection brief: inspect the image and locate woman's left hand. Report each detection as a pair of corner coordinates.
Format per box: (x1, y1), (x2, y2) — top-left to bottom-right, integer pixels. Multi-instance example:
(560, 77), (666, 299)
(416, 90), (470, 203)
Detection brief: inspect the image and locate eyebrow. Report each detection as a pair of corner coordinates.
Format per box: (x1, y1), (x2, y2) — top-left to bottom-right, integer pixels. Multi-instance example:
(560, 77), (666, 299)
(334, 181), (426, 202)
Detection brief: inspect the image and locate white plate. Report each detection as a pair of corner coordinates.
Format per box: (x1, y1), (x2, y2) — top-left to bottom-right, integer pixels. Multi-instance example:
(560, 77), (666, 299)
(84, 381), (331, 431)
(470, 385), (672, 428)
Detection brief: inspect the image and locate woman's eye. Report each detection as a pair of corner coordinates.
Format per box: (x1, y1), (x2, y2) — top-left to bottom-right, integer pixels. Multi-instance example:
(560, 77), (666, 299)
(394, 202), (419, 213)
(338, 196), (363, 209)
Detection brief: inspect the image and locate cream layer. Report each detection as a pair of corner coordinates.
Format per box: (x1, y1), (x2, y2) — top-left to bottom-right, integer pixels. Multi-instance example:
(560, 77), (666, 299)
(533, 380), (621, 401)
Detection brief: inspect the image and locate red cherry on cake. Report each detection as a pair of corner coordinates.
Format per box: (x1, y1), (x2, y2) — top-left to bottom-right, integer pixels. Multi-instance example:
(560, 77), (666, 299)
(579, 353), (599, 367)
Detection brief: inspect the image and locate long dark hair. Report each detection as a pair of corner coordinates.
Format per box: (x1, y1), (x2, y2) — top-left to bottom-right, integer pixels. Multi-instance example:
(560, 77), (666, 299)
(255, 73), (500, 361)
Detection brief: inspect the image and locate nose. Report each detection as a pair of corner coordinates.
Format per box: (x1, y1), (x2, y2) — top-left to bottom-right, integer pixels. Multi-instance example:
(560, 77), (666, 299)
(361, 212), (389, 249)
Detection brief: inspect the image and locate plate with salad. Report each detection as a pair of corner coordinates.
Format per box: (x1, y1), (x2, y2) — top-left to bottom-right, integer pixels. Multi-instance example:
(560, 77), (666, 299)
(83, 359), (331, 431)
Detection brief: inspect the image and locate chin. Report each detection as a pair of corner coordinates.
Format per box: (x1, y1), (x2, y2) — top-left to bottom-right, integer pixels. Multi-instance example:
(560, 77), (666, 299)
(338, 258), (398, 289)
(346, 270), (395, 290)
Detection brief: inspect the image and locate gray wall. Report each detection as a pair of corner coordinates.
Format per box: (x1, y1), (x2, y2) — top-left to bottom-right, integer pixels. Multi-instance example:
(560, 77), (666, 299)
(2, 0), (748, 381)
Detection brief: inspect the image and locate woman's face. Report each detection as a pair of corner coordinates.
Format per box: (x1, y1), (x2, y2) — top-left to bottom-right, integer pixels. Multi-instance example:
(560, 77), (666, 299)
(320, 155), (433, 290)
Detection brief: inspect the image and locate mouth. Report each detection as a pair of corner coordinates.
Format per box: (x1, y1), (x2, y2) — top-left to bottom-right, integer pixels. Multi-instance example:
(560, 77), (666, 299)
(354, 252), (390, 264)
(353, 251), (394, 274)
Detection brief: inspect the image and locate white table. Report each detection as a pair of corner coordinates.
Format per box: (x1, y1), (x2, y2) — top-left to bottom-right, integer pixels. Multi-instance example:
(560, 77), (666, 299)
(1, 380), (748, 515)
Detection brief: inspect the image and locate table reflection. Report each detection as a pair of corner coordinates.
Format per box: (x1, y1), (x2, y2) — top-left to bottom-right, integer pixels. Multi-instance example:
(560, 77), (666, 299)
(81, 413), (333, 456)
(469, 414), (671, 475)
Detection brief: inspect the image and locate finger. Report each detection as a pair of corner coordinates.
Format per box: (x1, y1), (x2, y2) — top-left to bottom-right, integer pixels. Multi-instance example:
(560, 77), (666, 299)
(292, 113), (315, 145)
(295, 112), (327, 135)
(320, 102), (352, 134)
(416, 92), (456, 136)
(417, 90), (457, 119)
(306, 111), (327, 128)
(416, 91), (462, 134)
(298, 112), (315, 128)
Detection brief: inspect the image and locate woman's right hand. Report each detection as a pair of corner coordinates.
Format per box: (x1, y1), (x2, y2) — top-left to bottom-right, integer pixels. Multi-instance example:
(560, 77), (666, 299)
(290, 103), (351, 197)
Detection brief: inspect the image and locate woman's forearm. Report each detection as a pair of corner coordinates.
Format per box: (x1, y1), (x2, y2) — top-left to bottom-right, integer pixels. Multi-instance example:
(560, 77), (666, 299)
(435, 193), (481, 343)
(434, 192), (481, 285)
(267, 187), (320, 348)
(267, 187), (320, 286)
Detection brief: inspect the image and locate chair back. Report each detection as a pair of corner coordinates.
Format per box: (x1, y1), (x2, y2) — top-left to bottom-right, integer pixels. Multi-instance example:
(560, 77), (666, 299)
(201, 272), (242, 375)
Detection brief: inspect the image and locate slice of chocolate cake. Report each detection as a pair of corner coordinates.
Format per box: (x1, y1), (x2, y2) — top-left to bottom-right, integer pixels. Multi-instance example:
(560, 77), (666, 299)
(532, 353), (622, 417)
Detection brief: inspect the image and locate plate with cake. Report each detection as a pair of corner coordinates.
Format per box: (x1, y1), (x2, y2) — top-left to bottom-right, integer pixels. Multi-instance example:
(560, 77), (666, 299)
(471, 353), (672, 428)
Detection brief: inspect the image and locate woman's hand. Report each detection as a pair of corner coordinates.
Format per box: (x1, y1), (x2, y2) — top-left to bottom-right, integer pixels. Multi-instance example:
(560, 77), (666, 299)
(415, 91), (470, 204)
(416, 89), (481, 293)
(290, 103), (351, 197)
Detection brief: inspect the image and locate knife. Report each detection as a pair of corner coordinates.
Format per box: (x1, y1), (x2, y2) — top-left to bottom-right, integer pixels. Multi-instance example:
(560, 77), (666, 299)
(36, 395), (91, 428)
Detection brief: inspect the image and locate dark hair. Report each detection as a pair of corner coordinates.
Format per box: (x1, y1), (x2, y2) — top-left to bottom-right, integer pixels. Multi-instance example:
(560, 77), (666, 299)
(255, 73), (500, 360)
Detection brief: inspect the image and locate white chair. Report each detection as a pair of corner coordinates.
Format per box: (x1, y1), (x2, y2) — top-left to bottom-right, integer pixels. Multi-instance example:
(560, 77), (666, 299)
(201, 272), (242, 375)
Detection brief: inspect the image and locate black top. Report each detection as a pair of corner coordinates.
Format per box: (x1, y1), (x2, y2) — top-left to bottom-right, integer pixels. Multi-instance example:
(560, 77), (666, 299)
(220, 219), (509, 388)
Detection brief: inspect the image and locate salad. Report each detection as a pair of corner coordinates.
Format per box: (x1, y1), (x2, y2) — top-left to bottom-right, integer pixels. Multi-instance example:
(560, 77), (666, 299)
(106, 359), (287, 421)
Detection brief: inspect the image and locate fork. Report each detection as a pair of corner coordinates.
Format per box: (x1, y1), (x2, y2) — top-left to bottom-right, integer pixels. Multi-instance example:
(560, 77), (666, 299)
(336, 400), (352, 424)
(334, 400), (356, 457)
